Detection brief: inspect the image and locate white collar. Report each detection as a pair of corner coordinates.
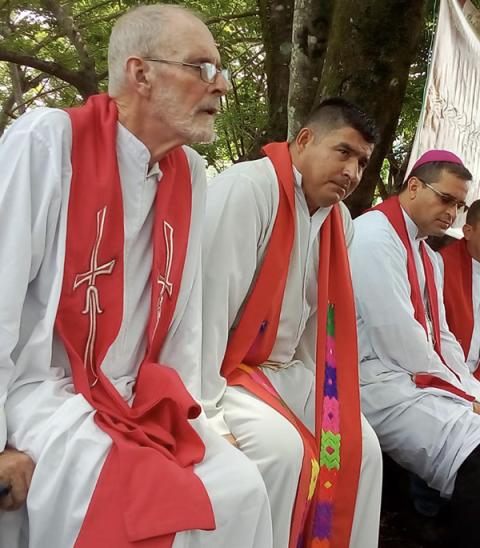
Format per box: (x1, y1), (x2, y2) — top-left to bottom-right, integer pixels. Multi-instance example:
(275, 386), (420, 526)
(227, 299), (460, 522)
(401, 207), (428, 242)
(292, 165), (333, 224)
(117, 122), (161, 178)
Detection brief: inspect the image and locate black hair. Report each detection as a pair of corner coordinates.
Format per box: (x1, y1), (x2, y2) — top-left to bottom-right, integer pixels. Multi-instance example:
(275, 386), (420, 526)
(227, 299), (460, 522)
(466, 199), (480, 226)
(302, 97), (379, 145)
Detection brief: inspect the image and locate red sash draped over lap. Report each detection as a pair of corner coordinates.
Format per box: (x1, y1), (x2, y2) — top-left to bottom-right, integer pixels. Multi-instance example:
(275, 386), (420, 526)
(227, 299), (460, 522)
(56, 94), (215, 547)
(439, 239), (474, 362)
(222, 142), (362, 547)
(372, 197), (474, 401)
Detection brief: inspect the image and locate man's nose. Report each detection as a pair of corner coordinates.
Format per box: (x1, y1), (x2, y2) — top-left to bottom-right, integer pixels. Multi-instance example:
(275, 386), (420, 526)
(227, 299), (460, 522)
(446, 201), (458, 219)
(211, 72), (230, 96)
(344, 160), (361, 184)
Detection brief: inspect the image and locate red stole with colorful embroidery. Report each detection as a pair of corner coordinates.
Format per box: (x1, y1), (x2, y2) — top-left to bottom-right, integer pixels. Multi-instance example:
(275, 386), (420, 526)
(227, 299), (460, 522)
(222, 141), (362, 548)
(373, 196), (474, 401)
(440, 239), (475, 368)
(56, 94), (215, 547)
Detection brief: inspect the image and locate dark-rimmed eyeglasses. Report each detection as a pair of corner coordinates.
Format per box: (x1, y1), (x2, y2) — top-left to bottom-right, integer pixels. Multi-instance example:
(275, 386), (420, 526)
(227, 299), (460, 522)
(145, 58), (230, 85)
(417, 177), (469, 214)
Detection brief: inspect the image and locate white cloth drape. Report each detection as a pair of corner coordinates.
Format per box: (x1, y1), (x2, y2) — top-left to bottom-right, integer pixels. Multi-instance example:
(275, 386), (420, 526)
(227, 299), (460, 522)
(408, 0), (480, 214)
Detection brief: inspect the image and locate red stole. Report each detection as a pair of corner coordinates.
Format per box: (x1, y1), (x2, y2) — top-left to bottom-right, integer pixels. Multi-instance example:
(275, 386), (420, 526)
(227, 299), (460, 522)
(57, 94), (215, 547)
(440, 239), (476, 369)
(222, 142), (362, 548)
(372, 197), (475, 402)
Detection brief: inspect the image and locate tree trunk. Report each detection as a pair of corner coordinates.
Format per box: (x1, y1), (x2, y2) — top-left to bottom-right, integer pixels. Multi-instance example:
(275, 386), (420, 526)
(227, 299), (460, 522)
(316, 0), (427, 217)
(287, 0), (333, 139)
(257, 0), (294, 144)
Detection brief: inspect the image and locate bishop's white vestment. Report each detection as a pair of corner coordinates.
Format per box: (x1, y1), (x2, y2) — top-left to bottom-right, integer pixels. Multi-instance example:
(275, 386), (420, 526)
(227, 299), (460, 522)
(351, 209), (480, 497)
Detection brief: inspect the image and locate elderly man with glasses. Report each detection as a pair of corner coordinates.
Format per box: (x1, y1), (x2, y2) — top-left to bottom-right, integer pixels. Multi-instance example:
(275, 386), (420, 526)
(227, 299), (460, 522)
(0, 4), (272, 548)
(350, 149), (480, 548)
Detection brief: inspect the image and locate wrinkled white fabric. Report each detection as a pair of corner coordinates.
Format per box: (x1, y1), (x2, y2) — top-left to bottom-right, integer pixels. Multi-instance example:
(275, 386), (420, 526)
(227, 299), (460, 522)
(0, 108), (272, 548)
(351, 208), (480, 496)
(408, 0), (480, 218)
(202, 156), (381, 547)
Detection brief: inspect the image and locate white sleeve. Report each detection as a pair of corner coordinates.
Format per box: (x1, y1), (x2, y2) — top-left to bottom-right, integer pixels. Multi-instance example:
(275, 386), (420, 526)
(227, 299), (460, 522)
(0, 110), (66, 451)
(201, 165), (273, 435)
(350, 217), (466, 385)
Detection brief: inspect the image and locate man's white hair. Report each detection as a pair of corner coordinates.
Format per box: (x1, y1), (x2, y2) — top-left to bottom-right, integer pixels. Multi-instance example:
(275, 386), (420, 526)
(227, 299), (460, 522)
(108, 4), (200, 96)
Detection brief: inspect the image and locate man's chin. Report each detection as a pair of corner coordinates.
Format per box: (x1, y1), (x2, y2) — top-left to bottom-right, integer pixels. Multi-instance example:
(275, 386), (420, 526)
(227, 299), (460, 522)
(185, 125), (216, 145)
(321, 193), (343, 207)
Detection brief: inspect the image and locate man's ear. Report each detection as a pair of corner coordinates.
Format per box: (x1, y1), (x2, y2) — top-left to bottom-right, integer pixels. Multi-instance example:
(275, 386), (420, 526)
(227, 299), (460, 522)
(125, 57), (152, 96)
(463, 223), (473, 240)
(407, 176), (420, 200)
(295, 127), (315, 153)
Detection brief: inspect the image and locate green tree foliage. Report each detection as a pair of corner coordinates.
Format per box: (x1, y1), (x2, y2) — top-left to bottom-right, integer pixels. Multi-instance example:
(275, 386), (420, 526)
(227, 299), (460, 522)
(0, 0), (267, 171)
(0, 0), (455, 209)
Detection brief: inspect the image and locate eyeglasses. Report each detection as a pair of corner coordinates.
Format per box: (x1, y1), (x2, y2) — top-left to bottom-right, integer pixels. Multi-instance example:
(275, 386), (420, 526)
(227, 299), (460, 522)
(145, 58), (230, 85)
(417, 177), (469, 214)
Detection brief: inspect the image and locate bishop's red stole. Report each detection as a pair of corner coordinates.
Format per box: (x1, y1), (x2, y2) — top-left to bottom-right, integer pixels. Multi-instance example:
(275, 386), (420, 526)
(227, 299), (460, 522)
(440, 239), (476, 373)
(222, 141), (362, 548)
(373, 196), (474, 401)
(56, 94), (215, 547)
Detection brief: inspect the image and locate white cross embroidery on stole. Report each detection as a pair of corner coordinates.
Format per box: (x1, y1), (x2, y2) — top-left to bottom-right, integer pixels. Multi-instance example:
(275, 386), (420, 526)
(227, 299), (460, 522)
(73, 207), (116, 385)
(153, 221), (174, 336)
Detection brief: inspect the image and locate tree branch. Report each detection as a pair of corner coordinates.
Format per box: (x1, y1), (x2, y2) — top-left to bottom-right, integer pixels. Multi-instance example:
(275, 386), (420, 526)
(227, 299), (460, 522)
(40, 0), (96, 77)
(0, 49), (98, 97)
(376, 175), (389, 201)
(206, 10), (259, 25)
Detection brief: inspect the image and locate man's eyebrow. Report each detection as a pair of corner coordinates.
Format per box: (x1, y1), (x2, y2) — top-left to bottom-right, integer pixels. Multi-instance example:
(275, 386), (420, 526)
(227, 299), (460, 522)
(336, 142), (371, 161)
(336, 142), (354, 151)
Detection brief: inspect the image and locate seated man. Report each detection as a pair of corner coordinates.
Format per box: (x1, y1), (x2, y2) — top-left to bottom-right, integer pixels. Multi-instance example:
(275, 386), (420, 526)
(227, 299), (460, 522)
(438, 199), (480, 376)
(350, 150), (480, 547)
(0, 4), (271, 547)
(202, 97), (382, 548)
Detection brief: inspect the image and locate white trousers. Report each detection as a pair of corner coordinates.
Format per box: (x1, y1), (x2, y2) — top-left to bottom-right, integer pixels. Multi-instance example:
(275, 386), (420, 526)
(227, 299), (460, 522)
(223, 363), (382, 548)
(0, 378), (273, 548)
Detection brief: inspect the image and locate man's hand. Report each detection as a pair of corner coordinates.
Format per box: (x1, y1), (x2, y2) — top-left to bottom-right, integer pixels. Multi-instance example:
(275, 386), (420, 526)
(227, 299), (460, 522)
(0, 448), (35, 511)
(473, 401), (480, 415)
(222, 433), (239, 448)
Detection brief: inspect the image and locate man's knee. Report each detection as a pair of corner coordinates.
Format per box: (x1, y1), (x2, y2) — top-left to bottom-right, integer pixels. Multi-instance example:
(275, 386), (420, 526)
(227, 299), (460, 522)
(224, 389), (304, 475)
(247, 414), (304, 476)
(220, 442), (269, 503)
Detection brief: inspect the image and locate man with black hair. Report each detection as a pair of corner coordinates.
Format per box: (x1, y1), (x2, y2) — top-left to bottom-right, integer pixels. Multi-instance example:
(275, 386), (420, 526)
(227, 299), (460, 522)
(350, 150), (480, 547)
(201, 97), (382, 548)
(439, 199), (480, 377)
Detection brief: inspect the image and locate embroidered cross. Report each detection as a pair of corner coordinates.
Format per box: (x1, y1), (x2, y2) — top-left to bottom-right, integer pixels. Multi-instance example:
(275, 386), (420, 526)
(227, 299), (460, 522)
(73, 207), (116, 385)
(153, 221), (174, 335)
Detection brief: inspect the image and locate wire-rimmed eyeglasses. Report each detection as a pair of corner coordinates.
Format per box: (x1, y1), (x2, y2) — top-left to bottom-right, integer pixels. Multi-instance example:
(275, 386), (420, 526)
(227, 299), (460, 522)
(145, 58), (230, 85)
(417, 177), (469, 214)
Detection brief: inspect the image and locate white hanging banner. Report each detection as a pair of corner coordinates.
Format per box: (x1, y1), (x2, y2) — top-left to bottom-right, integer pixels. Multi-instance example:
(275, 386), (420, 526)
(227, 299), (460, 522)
(408, 0), (480, 215)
